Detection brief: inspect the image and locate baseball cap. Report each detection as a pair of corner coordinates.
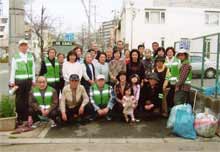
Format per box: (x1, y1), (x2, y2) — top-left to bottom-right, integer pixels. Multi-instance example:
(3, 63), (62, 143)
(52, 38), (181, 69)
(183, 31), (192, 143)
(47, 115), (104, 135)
(96, 74), (105, 80)
(69, 74), (80, 81)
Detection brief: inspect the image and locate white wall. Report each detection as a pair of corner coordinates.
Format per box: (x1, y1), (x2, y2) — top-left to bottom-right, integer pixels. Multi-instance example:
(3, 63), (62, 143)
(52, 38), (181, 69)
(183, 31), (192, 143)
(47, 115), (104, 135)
(119, 0), (220, 53)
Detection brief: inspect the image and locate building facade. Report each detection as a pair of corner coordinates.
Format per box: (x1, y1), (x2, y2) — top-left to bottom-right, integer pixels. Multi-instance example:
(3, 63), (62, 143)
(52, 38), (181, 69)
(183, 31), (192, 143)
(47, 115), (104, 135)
(117, 0), (220, 59)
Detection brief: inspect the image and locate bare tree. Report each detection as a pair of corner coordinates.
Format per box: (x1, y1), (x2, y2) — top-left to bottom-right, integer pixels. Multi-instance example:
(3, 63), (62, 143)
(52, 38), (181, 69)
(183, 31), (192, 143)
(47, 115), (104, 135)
(26, 5), (56, 59)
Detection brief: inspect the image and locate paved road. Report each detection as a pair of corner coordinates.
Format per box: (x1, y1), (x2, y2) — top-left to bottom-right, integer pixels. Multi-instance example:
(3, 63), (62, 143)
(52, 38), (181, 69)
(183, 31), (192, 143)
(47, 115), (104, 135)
(1, 142), (219, 152)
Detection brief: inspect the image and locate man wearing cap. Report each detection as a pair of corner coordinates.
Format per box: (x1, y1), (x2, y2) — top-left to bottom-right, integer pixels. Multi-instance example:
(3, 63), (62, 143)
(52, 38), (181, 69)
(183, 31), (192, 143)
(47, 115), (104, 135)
(174, 49), (192, 105)
(89, 74), (115, 120)
(60, 74), (90, 123)
(28, 76), (59, 127)
(9, 39), (35, 123)
(39, 48), (60, 96)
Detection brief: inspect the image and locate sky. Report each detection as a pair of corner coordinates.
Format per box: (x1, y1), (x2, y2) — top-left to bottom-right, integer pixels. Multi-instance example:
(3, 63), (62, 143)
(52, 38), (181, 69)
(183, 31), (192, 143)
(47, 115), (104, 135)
(24, 0), (123, 33)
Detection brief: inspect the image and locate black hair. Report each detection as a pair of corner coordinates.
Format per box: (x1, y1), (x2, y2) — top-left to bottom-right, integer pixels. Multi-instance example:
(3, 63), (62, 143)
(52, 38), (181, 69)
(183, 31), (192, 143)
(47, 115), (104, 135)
(124, 85), (134, 96)
(138, 44), (145, 50)
(130, 49), (141, 63)
(130, 74), (140, 85)
(116, 71), (127, 81)
(113, 48), (122, 58)
(47, 48), (57, 56)
(57, 52), (65, 58)
(156, 47), (165, 57)
(67, 50), (78, 62)
(165, 47), (176, 56)
(87, 48), (95, 53)
(98, 52), (107, 62)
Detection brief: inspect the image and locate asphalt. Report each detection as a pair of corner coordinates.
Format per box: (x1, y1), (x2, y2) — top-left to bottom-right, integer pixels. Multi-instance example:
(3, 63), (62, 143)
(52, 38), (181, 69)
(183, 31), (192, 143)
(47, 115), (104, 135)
(46, 116), (174, 138)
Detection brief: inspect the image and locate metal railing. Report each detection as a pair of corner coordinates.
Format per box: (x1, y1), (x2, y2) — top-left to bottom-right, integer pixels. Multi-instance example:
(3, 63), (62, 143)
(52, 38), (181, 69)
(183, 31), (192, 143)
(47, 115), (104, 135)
(174, 33), (220, 98)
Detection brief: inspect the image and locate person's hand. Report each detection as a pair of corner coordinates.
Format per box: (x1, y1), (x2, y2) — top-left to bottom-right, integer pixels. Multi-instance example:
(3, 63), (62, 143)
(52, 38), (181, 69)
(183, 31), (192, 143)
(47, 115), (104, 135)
(61, 112), (67, 121)
(9, 83), (15, 88)
(97, 109), (103, 116)
(102, 107), (109, 115)
(44, 109), (49, 116)
(78, 105), (84, 116)
(89, 80), (94, 85)
(32, 82), (36, 86)
(28, 116), (33, 126)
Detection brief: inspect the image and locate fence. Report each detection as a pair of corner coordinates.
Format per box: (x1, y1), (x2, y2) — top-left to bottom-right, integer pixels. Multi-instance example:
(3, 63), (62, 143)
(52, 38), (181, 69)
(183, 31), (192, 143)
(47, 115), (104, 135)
(174, 33), (220, 98)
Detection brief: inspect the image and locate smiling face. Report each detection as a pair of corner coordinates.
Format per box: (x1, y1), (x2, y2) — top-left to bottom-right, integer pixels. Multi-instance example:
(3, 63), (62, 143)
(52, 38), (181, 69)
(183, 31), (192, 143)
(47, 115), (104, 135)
(19, 43), (28, 53)
(131, 76), (138, 84)
(99, 54), (106, 64)
(69, 54), (77, 63)
(70, 80), (79, 89)
(48, 49), (56, 60)
(131, 52), (138, 62)
(114, 51), (121, 60)
(167, 49), (174, 59)
(177, 53), (187, 61)
(85, 53), (93, 64)
(37, 76), (47, 90)
(119, 74), (126, 83)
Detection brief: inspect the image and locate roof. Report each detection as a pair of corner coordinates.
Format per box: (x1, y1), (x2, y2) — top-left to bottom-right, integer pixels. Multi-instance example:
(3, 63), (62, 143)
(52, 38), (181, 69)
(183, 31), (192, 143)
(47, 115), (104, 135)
(153, 0), (220, 9)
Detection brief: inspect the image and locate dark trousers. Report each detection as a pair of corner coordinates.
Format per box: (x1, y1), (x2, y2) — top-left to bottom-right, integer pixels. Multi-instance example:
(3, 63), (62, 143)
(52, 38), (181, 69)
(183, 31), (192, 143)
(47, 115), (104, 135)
(174, 90), (190, 105)
(15, 79), (32, 121)
(48, 82), (60, 97)
(167, 85), (175, 110)
(58, 78), (65, 94)
(65, 103), (94, 123)
(30, 108), (59, 123)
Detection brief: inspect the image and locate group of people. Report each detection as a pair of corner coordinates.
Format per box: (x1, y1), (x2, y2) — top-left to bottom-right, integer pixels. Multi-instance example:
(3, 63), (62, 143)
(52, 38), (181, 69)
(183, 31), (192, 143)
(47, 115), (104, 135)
(9, 39), (192, 127)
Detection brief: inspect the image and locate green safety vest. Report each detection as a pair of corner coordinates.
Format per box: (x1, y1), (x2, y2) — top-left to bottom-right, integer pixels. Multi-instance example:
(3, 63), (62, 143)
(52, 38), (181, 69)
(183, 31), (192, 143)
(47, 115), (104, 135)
(165, 57), (180, 85)
(179, 60), (192, 85)
(14, 52), (33, 80)
(33, 86), (53, 109)
(91, 84), (111, 106)
(44, 58), (60, 83)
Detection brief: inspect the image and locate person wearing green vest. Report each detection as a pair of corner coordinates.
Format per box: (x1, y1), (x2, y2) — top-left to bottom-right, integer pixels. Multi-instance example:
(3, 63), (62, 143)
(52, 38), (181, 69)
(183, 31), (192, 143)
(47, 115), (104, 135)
(163, 47), (181, 110)
(174, 49), (192, 105)
(9, 39), (35, 124)
(28, 76), (59, 127)
(89, 74), (116, 120)
(39, 48), (60, 96)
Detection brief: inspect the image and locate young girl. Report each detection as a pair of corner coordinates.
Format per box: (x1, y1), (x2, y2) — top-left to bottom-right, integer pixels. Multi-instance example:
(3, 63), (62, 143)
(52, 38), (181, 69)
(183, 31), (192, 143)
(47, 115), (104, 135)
(122, 86), (137, 123)
(130, 74), (140, 104)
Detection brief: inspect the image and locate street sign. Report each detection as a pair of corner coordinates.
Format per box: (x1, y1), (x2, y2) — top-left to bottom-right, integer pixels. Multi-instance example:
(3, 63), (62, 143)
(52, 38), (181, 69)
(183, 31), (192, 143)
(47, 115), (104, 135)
(179, 38), (190, 50)
(52, 41), (74, 46)
(64, 33), (74, 41)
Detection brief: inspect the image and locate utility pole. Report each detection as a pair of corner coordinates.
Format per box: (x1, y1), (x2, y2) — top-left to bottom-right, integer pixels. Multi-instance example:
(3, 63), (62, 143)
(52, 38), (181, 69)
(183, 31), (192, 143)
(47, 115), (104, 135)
(88, 0), (91, 48)
(94, 4), (97, 42)
(9, 0), (25, 62)
(40, 5), (45, 59)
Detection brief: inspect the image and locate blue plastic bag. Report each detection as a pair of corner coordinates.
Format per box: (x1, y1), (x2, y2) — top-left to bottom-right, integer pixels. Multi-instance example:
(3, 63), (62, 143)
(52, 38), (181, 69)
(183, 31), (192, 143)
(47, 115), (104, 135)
(167, 104), (192, 128)
(172, 108), (197, 139)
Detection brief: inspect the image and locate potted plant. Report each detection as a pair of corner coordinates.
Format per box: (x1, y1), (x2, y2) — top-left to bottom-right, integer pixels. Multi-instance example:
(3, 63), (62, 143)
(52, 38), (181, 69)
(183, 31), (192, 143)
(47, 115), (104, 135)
(0, 95), (17, 131)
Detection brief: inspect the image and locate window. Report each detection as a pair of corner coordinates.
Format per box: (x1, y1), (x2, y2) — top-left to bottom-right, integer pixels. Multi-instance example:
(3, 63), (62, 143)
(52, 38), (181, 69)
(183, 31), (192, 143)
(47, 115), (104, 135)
(191, 56), (202, 63)
(1, 18), (8, 24)
(0, 26), (5, 32)
(205, 11), (220, 25)
(145, 9), (166, 24)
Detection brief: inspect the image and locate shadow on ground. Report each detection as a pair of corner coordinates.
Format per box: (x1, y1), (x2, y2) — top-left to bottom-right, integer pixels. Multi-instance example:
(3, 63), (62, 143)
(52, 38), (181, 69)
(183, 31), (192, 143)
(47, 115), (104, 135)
(46, 116), (174, 138)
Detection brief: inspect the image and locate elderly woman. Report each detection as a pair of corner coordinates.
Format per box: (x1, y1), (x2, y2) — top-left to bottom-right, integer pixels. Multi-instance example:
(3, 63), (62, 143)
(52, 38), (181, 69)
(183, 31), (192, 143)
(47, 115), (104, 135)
(81, 52), (96, 95)
(62, 50), (83, 84)
(94, 52), (109, 83)
(109, 49), (126, 85)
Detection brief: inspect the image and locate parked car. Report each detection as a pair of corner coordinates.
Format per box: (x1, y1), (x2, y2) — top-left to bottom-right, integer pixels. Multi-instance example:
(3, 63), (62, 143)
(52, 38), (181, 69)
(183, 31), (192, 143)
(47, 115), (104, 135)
(190, 55), (218, 79)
